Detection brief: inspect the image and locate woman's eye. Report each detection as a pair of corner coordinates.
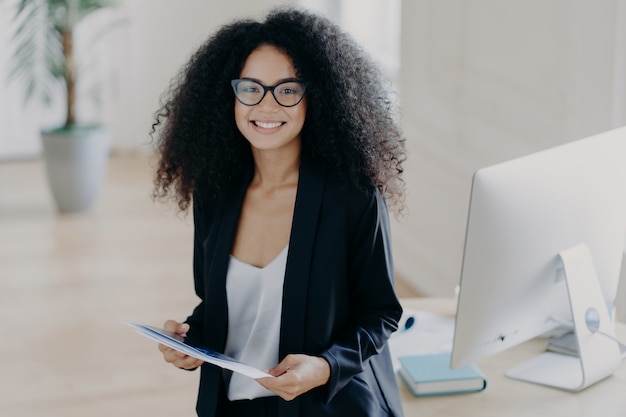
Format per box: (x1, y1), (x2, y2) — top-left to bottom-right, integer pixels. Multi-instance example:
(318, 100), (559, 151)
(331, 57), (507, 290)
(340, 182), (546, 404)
(279, 84), (304, 95)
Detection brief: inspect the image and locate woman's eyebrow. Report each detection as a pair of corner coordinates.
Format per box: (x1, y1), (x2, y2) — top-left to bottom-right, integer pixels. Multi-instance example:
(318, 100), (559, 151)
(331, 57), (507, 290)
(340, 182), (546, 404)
(241, 77), (302, 85)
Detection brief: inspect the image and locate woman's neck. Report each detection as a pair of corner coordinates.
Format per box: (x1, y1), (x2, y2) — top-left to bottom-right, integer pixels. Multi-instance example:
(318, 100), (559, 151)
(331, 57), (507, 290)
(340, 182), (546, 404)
(250, 142), (301, 191)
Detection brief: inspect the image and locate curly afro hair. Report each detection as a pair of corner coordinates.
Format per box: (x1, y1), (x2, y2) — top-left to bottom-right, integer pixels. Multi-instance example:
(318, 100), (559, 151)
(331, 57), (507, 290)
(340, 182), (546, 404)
(151, 7), (406, 213)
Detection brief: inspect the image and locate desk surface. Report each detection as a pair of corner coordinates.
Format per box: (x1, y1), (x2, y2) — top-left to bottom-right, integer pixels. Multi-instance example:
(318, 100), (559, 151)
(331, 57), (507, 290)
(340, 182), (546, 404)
(398, 298), (626, 417)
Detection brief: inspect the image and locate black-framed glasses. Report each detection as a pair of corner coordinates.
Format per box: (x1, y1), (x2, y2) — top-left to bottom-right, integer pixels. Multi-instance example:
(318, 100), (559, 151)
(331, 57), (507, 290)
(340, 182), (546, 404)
(231, 78), (307, 107)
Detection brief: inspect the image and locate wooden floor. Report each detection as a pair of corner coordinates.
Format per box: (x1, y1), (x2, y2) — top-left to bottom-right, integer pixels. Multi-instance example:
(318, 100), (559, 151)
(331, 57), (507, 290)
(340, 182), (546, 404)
(0, 153), (418, 416)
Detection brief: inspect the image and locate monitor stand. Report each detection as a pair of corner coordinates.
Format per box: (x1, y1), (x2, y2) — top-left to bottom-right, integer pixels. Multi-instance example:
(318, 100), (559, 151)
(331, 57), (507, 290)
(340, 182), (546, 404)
(505, 243), (622, 391)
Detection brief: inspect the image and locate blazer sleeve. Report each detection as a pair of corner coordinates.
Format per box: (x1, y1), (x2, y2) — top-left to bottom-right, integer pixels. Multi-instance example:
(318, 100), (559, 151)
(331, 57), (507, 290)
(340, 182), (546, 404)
(320, 189), (403, 401)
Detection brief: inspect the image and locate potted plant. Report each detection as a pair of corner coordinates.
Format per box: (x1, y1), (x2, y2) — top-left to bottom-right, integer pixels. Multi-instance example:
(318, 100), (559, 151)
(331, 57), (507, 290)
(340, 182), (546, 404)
(5, 0), (120, 212)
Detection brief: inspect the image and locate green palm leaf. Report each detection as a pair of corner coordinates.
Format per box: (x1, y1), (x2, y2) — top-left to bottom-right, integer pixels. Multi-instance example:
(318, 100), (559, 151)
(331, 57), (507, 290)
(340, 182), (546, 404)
(4, 0), (118, 126)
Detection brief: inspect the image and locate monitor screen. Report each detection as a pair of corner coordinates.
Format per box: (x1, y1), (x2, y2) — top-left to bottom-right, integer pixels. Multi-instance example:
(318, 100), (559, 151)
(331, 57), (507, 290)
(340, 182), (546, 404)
(450, 126), (626, 391)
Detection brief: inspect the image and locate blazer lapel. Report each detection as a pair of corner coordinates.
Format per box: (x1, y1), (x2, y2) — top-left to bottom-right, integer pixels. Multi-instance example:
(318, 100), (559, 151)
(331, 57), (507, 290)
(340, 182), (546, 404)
(280, 154), (326, 356)
(203, 172), (251, 352)
(278, 154), (326, 417)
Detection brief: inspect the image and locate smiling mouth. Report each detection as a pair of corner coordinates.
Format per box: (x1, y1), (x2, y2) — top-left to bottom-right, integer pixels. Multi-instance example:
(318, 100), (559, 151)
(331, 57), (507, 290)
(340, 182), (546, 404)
(253, 121), (285, 129)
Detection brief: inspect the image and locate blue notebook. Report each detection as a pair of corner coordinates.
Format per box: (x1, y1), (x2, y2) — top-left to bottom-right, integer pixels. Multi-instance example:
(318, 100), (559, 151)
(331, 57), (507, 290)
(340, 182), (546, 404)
(398, 352), (487, 396)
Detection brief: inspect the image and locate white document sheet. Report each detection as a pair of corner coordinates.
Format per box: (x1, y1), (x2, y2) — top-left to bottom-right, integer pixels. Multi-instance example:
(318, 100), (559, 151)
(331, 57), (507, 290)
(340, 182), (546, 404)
(388, 309), (456, 371)
(123, 320), (273, 379)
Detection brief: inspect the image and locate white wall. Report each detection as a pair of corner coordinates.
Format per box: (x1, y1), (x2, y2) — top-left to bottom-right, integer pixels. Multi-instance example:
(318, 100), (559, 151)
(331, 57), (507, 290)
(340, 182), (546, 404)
(394, 0), (626, 315)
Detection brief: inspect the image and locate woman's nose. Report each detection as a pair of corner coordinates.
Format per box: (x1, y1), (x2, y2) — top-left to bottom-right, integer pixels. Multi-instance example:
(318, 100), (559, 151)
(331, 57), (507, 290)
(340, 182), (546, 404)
(256, 90), (280, 110)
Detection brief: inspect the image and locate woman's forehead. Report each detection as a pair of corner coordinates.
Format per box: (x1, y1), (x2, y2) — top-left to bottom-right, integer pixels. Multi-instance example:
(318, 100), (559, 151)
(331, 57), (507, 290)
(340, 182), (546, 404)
(239, 44), (297, 83)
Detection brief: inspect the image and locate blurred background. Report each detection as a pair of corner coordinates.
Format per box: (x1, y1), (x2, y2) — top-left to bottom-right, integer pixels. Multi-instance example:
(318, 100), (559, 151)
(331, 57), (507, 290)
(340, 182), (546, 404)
(1, 1), (626, 415)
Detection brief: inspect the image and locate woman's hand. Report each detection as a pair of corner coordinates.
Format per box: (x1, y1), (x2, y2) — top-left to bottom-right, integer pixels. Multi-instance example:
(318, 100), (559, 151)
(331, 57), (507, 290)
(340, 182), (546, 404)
(158, 320), (204, 370)
(256, 354), (331, 401)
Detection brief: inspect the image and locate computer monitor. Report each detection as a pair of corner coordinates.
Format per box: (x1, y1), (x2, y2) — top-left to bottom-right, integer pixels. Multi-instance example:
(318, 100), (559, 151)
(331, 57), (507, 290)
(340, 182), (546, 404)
(450, 126), (626, 391)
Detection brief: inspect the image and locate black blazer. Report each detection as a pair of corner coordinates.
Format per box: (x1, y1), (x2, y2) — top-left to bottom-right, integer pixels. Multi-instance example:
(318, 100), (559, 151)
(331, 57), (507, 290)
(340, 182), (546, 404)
(186, 154), (404, 417)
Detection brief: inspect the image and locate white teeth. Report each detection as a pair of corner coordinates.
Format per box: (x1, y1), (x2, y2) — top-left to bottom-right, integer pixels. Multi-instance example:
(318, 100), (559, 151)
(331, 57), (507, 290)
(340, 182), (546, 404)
(254, 121), (283, 129)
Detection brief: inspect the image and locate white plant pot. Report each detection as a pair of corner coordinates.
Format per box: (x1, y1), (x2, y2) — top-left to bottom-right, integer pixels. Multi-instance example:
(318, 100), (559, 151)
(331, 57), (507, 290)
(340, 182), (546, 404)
(41, 125), (109, 212)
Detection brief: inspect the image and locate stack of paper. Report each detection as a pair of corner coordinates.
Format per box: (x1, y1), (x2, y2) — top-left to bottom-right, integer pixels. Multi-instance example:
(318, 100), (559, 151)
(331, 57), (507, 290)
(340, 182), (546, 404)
(388, 309), (455, 371)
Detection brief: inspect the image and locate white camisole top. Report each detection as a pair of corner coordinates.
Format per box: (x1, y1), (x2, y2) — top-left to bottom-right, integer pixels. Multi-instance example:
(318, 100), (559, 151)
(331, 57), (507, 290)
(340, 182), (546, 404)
(224, 245), (288, 400)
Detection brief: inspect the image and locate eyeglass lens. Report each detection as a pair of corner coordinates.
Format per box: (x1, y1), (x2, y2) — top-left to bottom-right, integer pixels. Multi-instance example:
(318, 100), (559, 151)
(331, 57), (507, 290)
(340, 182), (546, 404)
(232, 79), (306, 107)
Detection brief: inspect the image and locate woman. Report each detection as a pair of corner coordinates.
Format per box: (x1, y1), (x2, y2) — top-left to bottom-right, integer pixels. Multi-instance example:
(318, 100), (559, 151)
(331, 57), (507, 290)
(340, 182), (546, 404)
(151, 7), (407, 417)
